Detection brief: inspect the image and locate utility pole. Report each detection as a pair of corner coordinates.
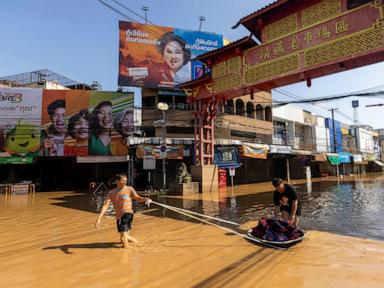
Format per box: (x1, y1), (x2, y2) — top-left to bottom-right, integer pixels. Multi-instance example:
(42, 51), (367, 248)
(142, 6), (148, 24)
(198, 16), (205, 31)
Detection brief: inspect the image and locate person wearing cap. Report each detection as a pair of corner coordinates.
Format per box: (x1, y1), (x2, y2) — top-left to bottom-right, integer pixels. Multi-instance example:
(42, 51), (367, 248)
(272, 178), (301, 226)
(111, 108), (134, 155)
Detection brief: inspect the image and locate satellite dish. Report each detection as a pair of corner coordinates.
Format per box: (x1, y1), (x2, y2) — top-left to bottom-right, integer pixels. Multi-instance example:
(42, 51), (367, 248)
(157, 102), (169, 111)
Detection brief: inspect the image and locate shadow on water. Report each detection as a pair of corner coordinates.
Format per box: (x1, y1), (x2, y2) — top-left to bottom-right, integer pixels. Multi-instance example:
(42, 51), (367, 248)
(46, 178), (384, 242)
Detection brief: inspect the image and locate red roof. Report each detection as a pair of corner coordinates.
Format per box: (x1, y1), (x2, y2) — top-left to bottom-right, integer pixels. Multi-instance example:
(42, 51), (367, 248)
(232, 0), (299, 38)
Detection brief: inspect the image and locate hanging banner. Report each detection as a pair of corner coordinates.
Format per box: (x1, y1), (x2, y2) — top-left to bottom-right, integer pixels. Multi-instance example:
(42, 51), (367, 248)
(214, 145), (241, 168)
(242, 143), (268, 159)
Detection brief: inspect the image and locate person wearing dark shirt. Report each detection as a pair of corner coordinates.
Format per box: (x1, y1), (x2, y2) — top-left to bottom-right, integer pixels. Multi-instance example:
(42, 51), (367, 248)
(272, 178), (301, 226)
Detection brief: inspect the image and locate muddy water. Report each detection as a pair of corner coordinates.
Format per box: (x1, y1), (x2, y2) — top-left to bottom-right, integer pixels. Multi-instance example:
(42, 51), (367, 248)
(159, 179), (384, 241)
(1, 178), (384, 287)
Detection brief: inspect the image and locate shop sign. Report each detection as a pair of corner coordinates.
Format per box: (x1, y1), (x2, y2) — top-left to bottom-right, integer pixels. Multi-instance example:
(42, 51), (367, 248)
(269, 145), (292, 154)
(338, 152), (351, 163)
(214, 145), (241, 168)
(352, 154), (363, 163)
(143, 155), (156, 170)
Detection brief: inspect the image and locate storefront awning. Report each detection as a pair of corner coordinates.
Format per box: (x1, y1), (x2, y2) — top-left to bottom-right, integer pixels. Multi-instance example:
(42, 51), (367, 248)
(313, 153), (327, 162)
(327, 154), (340, 165)
(338, 152), (351, 163)
(374, 160), (384, 167)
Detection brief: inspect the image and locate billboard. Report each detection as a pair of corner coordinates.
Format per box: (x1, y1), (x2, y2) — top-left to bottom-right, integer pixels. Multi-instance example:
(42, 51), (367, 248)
(0, 88), (42, 158)
(118, 21), (223, 88)
(0, 88), (134, 162)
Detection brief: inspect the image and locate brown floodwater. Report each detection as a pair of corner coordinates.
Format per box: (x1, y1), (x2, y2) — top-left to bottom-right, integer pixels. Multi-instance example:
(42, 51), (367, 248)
(1, 175), (384, 287)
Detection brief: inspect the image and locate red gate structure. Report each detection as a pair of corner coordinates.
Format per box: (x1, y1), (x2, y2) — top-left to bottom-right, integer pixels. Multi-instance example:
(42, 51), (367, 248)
(181, 0), (384, 191)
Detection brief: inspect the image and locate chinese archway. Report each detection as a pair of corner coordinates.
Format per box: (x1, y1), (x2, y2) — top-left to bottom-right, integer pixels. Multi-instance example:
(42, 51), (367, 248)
(181, 0), (384, 167)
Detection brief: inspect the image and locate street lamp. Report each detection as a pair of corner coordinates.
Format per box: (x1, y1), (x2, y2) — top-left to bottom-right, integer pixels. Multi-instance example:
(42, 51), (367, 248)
(157, 102), (169, 193)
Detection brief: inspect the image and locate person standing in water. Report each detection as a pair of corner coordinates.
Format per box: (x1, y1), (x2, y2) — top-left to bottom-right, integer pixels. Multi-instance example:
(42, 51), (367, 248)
(95, 173), (152, 248)
(272, 178), (301, 226)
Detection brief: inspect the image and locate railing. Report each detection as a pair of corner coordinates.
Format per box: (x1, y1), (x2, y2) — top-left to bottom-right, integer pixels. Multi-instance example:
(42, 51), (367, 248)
(1, 183), (35, 195)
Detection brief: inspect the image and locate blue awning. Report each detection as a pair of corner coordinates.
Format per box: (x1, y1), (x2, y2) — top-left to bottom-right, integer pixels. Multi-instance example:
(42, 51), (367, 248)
(338, 152), (351, 163)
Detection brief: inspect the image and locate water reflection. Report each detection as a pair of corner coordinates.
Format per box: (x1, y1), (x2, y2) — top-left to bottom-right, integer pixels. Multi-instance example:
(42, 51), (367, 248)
(158, 180), (384, 241)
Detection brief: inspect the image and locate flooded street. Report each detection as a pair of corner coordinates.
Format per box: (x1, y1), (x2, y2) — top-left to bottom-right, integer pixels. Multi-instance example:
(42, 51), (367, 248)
(1, 175), (384, 287)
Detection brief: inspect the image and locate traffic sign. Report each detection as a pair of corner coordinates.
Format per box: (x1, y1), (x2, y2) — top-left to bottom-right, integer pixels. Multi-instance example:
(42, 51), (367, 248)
(159, 144), (167, 159)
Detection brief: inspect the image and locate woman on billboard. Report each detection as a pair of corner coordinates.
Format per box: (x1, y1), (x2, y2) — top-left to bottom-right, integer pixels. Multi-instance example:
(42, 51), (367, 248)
(133, 31), (192, 87)
(89, 101), (113, 155)
(111, 108), (134, 155)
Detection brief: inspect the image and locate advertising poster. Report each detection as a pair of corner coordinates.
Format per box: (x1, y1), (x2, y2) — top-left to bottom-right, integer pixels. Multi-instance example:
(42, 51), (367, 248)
(88, 91), (134, 156)
(0, 88), (42, 162)
(41, 90), (68, 156)
(118, 21), (223, 88)
(64, 90), (90, 156)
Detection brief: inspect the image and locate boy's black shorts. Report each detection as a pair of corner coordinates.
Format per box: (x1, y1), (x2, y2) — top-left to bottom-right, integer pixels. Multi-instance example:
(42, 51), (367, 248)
(280, 205), (301, 216)
(116, 213), (134, 232)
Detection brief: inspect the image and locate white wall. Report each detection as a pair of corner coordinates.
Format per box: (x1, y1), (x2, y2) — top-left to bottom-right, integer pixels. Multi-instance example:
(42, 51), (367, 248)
(357, 128), (374, 154)
(272, 105), (304, 124)
(313, 126), (329, 152)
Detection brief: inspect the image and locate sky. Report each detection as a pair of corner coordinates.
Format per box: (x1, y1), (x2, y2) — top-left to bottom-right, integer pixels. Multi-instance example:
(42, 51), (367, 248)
(1, 0), (383, 128)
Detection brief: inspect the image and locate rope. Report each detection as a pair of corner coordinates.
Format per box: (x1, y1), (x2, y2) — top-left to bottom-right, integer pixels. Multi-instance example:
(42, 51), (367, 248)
(150, 201), (287, 250)
(155, 202), (242, 226)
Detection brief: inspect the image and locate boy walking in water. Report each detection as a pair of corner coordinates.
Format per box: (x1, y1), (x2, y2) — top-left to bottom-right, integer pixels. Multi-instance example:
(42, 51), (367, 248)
(95, 173), (152, 248)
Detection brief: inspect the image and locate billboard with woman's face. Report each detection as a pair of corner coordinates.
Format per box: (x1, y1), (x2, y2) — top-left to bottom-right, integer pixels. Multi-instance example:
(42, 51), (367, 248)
(118, 21), (224, 88)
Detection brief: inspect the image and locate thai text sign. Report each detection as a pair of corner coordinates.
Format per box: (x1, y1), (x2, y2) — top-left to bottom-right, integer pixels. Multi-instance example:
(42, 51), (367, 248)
(118, 22), (223, 88)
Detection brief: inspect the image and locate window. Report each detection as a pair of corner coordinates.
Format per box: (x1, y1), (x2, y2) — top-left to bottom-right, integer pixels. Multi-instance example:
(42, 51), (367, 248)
(246, 102), (255, 118)
(224, 100), (234, 115)
(347, 0), (370, 9)
(256, 104), (264, 120)
(142, 127), (155, 137)
(236, 99), (245, 116)
(166, 126), (194, 134)
(174, 97), (191, 110)
(265, 106), (272, 122)
(231, 130), (257, 139)
(142, 96), (155, 108)
(158, 95), (173, 109)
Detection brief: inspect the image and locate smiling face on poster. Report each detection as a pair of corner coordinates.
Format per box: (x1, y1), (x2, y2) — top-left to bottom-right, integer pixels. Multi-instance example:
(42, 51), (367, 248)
(118, 22), (223, 88)
(0, 88), (42, 157)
